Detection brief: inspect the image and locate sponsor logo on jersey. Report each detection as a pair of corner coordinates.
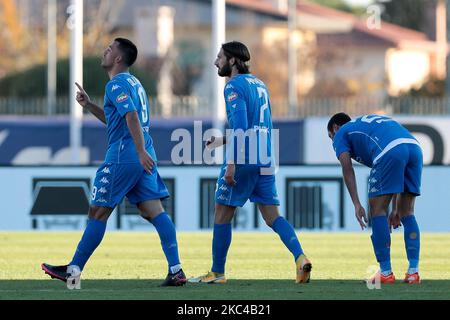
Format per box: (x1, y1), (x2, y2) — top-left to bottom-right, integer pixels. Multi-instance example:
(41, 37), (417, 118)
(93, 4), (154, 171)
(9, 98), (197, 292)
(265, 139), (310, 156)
(111, 85), (120, 92)
(227, 92), (238, 102)
(225, 84), (234, 90)
(116, 93), (129, 103)
(123, 104), (129, 109)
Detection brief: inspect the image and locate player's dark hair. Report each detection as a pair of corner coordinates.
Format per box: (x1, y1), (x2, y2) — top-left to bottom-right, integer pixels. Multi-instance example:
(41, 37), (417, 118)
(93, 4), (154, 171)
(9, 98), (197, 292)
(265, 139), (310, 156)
(327, 113), (352, 132)
(114, 38), (138, 67)
(222, 41), (251, 74)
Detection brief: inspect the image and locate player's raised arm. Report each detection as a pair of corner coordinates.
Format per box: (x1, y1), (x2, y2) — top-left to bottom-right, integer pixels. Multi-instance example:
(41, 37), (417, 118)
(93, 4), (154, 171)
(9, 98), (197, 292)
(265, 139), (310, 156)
(339, 152), (368, 230)
(75, 82), (106, 124)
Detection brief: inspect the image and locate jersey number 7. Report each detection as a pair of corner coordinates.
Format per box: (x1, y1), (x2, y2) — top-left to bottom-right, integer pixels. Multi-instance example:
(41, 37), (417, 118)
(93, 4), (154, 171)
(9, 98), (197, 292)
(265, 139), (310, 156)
(257, 87), (269, 125)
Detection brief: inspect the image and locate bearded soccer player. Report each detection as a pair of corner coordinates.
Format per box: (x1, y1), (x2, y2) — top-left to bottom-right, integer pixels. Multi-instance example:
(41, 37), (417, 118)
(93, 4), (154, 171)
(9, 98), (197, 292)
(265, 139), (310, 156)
(328, 113), (422, 284)
(190, 41), (312, 284)
(41, 38), (186, 287)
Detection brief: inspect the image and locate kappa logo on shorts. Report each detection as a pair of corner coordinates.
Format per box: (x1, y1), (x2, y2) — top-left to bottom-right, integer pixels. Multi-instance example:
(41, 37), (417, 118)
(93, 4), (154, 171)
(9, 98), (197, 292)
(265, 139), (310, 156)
(218, 195), (228, 201)
(98, 187), (108, 194)
(100, 177), (109, 184)
(97, 198), (107, 203)
(219, 184), (228, 191)
(116, 93), (129, 103)
(102, 167), (111, 174)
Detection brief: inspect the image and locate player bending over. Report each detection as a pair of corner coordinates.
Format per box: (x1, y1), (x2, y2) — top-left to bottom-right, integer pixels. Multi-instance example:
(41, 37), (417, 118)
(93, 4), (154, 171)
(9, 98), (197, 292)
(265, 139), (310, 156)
(328, 113), (422, 284)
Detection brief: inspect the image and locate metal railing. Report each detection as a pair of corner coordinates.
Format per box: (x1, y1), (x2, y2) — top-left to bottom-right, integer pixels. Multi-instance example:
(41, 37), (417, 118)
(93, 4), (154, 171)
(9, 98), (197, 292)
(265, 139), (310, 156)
(0, 96), (212, 117)
(1, 95), (450, 118)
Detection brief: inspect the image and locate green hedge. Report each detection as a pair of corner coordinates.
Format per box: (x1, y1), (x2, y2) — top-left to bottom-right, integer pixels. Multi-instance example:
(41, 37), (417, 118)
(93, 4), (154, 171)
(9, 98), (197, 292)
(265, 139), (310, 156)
(0, 57), (157, 97)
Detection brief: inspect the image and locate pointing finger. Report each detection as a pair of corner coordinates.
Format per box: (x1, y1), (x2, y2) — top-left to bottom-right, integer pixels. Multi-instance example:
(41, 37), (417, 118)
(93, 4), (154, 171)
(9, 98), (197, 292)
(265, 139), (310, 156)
(75, 82), (84, 92)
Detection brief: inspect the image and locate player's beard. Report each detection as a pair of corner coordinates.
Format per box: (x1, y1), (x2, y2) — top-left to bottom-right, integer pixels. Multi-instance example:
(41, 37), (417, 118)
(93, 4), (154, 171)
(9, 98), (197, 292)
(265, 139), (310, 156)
(101, 55), (114, 70)
(218, 61), (232, 77)
(101, 59), (111, 69)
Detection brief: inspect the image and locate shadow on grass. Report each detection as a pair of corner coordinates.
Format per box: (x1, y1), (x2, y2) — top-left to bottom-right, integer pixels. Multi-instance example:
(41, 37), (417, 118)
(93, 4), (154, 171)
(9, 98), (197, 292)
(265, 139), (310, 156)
(1, 279), (450, 300)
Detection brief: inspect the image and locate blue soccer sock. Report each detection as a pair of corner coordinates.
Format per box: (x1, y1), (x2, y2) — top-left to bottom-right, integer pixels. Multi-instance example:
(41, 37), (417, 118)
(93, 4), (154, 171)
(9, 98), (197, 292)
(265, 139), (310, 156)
(211, 223), (232, 274)
(370, 215), (392, 275)
(272, 216), (304, 261)
(401, 215), (420, 273)
(69, 219), (107, 271)
(150, 212), (181, 274)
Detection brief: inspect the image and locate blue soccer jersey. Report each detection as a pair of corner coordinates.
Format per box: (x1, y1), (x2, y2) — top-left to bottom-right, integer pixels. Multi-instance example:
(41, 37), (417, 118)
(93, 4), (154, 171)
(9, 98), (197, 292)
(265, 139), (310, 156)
(103, 72), (153, 163)
(215, 74), (279, 207)
(91, 73), (169, 208)
(333, 115), (419, 168)
(333, 115), (423, 198)
(224, 74), (273, 166)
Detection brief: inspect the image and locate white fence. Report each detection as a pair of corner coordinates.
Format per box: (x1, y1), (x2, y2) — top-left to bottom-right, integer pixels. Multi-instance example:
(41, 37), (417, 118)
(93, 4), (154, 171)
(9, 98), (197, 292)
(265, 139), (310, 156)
(2, 96), (450, 117)
(304, 116), (450, 165)
(0, 165), (448, 232)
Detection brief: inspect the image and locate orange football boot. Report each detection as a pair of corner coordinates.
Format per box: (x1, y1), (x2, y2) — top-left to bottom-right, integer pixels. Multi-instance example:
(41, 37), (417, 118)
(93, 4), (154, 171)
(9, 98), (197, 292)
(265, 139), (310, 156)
(403, 273), (421, 284)
(296, 254), (312, 283)
(366, 271), (396, 285)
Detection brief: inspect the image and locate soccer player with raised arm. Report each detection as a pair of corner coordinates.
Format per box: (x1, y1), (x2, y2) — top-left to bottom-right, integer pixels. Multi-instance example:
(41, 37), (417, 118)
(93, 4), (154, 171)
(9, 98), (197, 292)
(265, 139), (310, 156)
(41, 38), (186, 287)
(190, 41), (312, 284)
(328, 113), (422, 284)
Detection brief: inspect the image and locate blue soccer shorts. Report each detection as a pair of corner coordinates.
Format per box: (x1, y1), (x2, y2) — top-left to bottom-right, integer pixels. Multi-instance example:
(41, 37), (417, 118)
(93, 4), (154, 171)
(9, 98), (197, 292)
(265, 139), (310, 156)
(368, 143), (423, 198)
(215, 164), (280, 207)
(91, 162), (170, 208)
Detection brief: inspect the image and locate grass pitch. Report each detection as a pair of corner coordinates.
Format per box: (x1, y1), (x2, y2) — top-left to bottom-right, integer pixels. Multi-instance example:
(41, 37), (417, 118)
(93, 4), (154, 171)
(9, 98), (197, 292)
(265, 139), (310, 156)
(0, 232), (449, 300)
